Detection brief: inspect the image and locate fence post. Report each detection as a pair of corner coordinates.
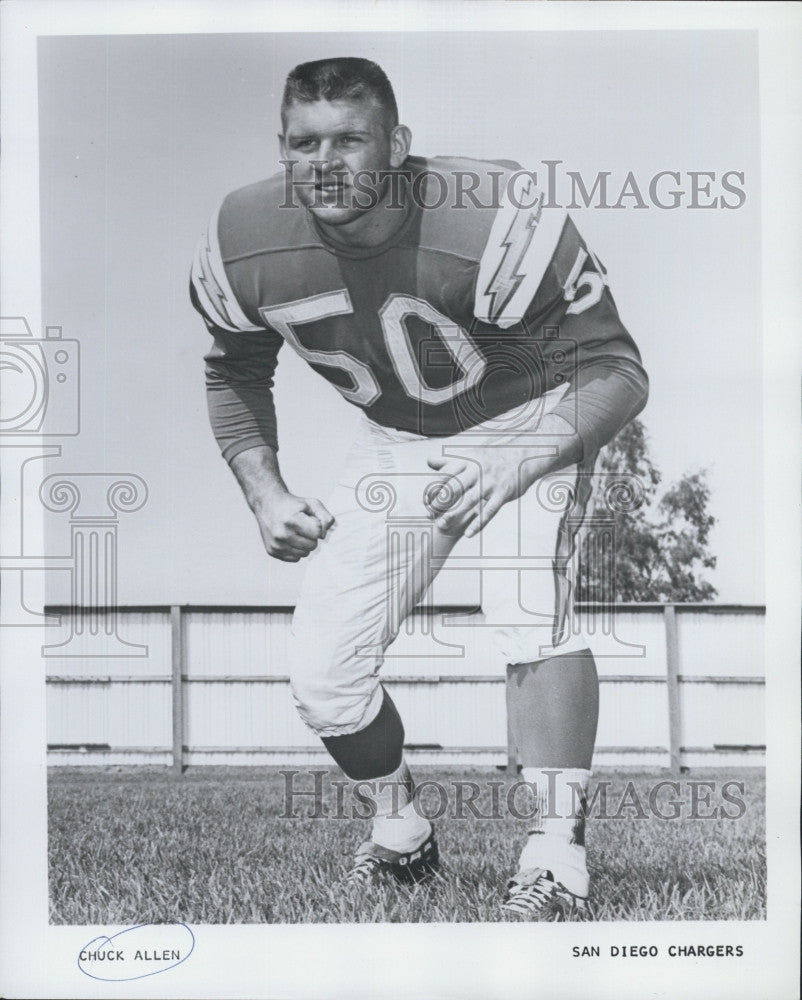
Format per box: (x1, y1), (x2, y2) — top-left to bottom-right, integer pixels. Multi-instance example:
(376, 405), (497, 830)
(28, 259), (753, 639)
(505, 666), (517, 774)
(663, 604), (682, 775)
(171, 605), (185, 776)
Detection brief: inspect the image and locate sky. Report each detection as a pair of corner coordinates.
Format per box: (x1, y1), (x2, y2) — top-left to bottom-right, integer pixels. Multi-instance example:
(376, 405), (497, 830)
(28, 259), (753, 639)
(36, 29), (763, 605)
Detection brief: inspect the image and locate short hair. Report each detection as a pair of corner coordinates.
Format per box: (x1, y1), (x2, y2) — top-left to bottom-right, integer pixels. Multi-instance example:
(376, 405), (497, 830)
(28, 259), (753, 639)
(281, 57), (399, 130)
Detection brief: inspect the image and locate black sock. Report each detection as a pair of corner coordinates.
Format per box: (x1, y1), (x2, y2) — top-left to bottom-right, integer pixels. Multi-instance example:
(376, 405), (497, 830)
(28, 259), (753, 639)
(321, 688), (404, 780)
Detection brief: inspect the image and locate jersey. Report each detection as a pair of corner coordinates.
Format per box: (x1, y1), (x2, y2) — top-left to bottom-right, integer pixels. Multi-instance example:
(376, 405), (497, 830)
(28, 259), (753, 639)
(191, 156), (648, 462)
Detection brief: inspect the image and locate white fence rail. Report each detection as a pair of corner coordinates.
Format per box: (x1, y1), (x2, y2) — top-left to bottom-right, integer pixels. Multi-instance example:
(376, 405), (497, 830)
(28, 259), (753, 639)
(44, 604), (765, 772)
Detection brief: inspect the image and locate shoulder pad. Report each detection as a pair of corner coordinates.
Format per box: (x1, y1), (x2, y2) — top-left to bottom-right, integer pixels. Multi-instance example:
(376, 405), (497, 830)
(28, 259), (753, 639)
(190, 202), (263, 333)
(474, 172), (567, 328)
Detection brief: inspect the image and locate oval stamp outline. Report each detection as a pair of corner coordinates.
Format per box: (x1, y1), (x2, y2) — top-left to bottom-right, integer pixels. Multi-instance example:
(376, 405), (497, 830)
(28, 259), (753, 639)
(77, 922), (195, 982)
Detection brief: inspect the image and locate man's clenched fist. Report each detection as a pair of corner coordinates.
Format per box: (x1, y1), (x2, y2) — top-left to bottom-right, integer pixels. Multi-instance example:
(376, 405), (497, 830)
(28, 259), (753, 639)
(255, 492), (335, 562)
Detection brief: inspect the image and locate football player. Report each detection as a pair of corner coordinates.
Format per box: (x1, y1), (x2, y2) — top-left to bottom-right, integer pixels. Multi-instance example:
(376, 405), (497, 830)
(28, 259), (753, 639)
(190, 57), (648, 918)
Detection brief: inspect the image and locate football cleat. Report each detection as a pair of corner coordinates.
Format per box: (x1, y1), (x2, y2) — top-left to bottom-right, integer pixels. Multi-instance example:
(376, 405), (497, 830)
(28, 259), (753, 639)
(502, 867), (591, 920)
(345, 830), (439, 886)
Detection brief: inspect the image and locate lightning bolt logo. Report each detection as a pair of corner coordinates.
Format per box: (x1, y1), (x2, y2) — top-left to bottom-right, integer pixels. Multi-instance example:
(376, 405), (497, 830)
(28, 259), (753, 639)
(196, 234), (237, 330)
(484, 181), (543, 324)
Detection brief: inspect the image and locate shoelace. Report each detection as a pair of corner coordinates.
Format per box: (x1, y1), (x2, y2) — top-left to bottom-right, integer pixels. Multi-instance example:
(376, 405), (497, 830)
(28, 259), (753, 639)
(503, 874), (556, 913)
(346, 854), (382, 883)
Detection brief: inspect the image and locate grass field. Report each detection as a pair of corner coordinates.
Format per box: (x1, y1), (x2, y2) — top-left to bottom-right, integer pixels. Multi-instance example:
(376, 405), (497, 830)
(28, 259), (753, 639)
(48, 766), (765, 924)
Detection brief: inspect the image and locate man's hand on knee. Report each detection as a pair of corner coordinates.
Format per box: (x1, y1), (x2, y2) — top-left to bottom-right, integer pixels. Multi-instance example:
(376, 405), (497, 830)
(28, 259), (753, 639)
(425, 417), (585, 538)
(425, 451), (525, 538)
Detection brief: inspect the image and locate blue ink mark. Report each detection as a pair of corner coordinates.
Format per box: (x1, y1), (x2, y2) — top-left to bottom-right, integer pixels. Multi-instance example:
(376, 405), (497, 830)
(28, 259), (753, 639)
(77, 922), (195, 982)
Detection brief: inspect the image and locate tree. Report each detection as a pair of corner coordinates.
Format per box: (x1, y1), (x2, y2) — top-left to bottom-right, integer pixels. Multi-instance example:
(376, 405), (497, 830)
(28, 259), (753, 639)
(576, 419), (717, 602)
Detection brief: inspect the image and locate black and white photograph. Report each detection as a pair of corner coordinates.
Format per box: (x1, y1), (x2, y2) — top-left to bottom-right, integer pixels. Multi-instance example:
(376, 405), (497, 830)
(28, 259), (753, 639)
(0, 3), (799, 998)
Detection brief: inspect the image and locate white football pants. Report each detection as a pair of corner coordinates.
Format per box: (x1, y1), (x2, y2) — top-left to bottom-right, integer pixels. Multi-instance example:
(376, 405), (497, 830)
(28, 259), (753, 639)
(290, 394), (596, 736)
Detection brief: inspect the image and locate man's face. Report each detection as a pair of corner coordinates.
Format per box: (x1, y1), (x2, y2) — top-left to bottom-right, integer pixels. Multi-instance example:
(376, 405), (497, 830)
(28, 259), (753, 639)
(280, 97), (406, 227)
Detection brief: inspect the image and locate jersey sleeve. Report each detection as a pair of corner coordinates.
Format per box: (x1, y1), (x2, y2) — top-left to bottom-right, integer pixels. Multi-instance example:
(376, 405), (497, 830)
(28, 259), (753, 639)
(190, 208), (284, 461)
(550, 356), (649, 459)
(543, 220), (649, 456)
